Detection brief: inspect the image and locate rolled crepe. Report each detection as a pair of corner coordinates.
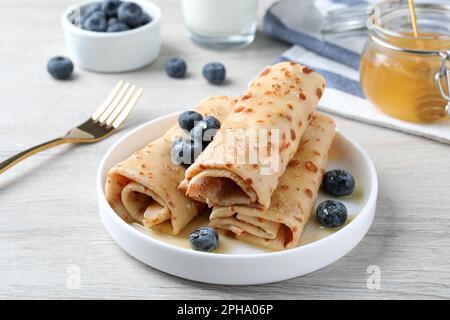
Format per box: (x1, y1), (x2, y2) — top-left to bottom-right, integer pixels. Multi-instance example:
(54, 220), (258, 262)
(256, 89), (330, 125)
(181, 62), (326, 209)
(209, 113), (336, 250)
(105, 96), (237, 235)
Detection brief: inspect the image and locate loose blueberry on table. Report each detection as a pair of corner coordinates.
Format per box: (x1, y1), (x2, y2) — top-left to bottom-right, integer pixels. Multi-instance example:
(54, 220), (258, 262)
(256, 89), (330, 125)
(165, 58), (187, 79)
(78, 0), (152, 32)
(322, 169), (355, 197)
(47, 56), (74, 80)
(189, 226), (219, 252)
(316, 200), (348, 228)
(203, 63), (226, 85)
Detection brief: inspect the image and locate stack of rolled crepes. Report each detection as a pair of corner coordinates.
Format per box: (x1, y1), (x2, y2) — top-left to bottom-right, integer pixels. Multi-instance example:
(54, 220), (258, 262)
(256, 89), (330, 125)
(181, 61), (336, 250)
(105, 96), (238, 235)
(105, 61), (336, 251)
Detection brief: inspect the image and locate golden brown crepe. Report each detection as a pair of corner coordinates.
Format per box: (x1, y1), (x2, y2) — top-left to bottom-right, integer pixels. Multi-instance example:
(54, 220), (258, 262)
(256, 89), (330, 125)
(180, 62), (326, 209)
(209, 113), (336, 250)
(105, 96), (237, 235)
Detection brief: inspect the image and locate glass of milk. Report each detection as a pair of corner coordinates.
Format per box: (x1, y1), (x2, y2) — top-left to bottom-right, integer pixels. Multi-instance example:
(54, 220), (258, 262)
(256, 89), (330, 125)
(181, 0), (258, 49)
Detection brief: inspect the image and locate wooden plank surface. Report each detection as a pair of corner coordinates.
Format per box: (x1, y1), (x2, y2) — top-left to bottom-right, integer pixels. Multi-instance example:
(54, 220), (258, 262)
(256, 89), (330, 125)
(0, 0), (449, 299)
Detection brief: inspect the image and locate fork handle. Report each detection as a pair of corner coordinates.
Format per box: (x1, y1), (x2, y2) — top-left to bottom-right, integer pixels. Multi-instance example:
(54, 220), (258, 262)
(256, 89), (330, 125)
(0, 138), (68, 174)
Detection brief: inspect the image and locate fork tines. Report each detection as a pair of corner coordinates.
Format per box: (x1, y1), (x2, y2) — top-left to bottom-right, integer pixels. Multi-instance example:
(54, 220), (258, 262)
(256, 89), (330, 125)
(91, 81), (143, 129)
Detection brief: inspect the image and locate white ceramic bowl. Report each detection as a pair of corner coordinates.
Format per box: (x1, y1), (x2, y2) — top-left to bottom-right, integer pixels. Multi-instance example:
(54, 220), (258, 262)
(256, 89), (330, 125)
(97, 113), (378, 285)
(61, 0), (161, 73)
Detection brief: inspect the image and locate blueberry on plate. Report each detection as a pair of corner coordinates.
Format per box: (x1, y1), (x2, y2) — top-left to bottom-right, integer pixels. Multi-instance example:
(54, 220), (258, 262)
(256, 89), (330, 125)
(322, 169), (355, 197)
(171, 138), (202, 167)
(178, 110), (203, 131)
(165, 58), (187, 79)
(316, 200), (348, 228)
(101, 0), (121, 18)
(117, 2), (143, 28)
(189, 226), (219, 252)
(107, 22), (130, 32)
(82, 11), (107, 32)
(203, 63), (226, 85)
(47, 56), (74, 80)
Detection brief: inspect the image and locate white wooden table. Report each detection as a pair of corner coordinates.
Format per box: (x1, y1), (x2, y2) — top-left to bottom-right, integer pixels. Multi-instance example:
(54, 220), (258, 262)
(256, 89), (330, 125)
(1, 0), (449, 299)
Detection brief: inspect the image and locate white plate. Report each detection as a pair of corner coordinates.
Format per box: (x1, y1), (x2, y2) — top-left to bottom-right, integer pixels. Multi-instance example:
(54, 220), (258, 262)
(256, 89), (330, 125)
(97, 112), (378, 285)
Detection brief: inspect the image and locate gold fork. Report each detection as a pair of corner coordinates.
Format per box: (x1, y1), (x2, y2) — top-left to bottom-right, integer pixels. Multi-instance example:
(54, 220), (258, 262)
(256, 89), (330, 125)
(0, 81), (143, 174)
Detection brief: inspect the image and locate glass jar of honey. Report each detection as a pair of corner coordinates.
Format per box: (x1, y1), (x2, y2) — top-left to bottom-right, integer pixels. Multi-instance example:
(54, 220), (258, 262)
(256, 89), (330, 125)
(360, 1), (450, 123)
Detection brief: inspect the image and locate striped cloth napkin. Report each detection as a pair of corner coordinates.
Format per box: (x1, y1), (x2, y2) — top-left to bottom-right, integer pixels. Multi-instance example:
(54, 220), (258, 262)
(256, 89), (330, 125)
(263, 0), (450, 144)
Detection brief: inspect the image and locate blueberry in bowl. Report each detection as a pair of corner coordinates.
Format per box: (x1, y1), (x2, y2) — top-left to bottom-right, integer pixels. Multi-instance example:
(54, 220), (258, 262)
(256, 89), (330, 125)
(101, 0), (121, 18)
(117, 2), (145, 28)
(82, 10), (108, 32)
(107, 22), (130, 32)
(77, 1), (152, 32)
(140, 13), (152, 26)
(189, 226), (219, 252)
(80, 3), (101, 21)
(62, 0), (161, 72)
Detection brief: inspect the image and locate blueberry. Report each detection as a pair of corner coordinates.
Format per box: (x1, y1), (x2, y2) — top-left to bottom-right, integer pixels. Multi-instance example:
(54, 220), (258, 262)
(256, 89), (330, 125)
(188, 123), (205, 143)
(316, 200), (348, 228)
(188, 116), (221, 147)
(165, 58), (187, 79)
(171, 138), (202, 167)
(203, 63), (226, 85)
(82, 11), (107, 32)
(140, 12), (152, 26)
(117, 2), (143, 28)
(178, 110), (203, 131)
(322, 169), (355, 197)
(107, 17), (118, 25)
(203, 116), (221, 131)
(107, 22), (129, 32)
(47, 56), (74, 80)
(189, 226), (219, 252)
(101, 0), (121, 18)
(80, 3), (101, 22)
(202, 116), (221, 146)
